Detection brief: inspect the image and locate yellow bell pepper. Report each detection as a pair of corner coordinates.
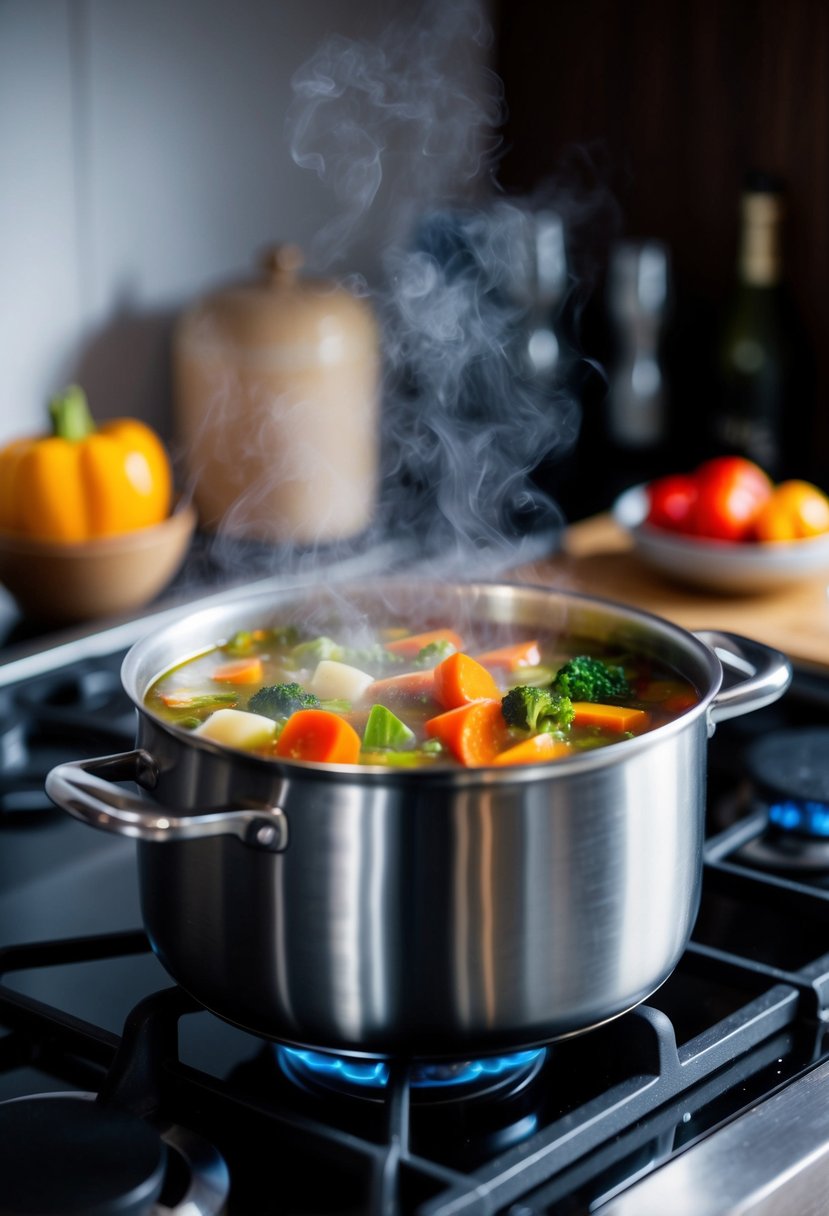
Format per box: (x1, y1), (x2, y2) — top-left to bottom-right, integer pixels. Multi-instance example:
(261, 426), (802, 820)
(0, 386), (173, 543)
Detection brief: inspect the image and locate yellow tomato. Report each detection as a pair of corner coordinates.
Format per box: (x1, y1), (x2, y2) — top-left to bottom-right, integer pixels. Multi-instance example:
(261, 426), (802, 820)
(752, 480), (829, 542)
(0, 386), (172, 543)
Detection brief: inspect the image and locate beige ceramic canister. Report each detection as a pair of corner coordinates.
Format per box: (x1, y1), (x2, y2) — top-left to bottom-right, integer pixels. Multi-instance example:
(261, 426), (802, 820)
(173, 246), (380, 545)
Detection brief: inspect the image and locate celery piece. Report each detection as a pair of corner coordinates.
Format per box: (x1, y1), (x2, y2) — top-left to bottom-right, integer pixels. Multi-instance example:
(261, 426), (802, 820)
(506, 665), (557, 688)
(361, 750), (441, 768)
(412, 639), (457, 669)
(290, 636), (344, 665)
(223, 630), (255, 657)
(362, 704), (415, 750)
(163, 691), (238, 710)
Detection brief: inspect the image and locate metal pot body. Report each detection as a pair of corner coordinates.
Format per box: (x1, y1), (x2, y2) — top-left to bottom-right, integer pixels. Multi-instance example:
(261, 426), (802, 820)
(46, 581), (792, 1056)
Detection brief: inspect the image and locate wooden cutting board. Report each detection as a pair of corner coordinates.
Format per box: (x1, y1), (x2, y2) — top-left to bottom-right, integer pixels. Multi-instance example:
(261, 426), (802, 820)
(509, 514), (829, 675)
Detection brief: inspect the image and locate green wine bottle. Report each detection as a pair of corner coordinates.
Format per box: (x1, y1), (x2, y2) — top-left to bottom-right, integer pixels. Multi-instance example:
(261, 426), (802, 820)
(714, 173), (811, 479)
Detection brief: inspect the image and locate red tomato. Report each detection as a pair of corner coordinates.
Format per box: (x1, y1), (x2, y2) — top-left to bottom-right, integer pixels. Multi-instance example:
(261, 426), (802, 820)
(645, 474), (698, 532)
(692, 457), (773, 541)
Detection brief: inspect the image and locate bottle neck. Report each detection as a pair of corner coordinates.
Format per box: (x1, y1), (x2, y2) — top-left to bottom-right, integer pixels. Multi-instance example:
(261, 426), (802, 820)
(738, 191), (783, 287)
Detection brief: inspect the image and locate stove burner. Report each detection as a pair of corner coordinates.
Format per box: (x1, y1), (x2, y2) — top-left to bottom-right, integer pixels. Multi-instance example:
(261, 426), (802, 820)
(739, 728), (829, 872)
(0, 1093), (230, 1216)
(768, 799), (829, 836)
(0, 1094), (166, 1216)
(748, 728), (829, 811)
(277, 1044), (547, 1104)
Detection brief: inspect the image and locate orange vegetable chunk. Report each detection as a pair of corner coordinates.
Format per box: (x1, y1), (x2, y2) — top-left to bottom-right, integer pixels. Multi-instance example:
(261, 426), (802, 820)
(571, 703), (651, 733)
(433, 652), (501, 710)
(275, 709), (361, 764)
(384, 629), (464, 657)
(425, 700), (507, 766)
(366, 670), (436, 702)
(210, 657), (264, 684)
(493, 735), (572, 766)
(474, 640), (541, 670)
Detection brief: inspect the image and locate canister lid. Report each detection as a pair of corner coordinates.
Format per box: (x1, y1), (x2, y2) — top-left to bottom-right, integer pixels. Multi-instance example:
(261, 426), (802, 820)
(176, 244), (377, 367)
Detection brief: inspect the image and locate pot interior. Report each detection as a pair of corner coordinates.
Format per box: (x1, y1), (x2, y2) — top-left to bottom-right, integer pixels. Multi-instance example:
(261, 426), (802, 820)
(123, 578), (722, 718)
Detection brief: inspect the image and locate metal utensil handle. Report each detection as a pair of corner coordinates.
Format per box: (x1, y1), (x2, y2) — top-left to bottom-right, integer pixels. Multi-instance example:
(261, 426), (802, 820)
(695, 630), (792, 724)
(45, 750), (288, 852)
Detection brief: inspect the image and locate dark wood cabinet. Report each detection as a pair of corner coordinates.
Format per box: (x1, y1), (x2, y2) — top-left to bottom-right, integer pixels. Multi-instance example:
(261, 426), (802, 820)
(494, 0), (829, 485)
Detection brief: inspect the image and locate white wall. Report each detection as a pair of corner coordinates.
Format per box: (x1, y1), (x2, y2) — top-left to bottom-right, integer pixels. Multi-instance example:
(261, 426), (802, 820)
(0, 0), (493, 445)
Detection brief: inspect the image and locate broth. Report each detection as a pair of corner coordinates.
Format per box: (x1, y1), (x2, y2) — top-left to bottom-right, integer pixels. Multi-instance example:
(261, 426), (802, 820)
(145, 617), (699, 769)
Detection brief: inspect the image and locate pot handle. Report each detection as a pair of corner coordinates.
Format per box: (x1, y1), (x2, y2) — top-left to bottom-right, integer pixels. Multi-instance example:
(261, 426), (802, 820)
(45, 749), (289, 853)
(694, 630), (792, 725)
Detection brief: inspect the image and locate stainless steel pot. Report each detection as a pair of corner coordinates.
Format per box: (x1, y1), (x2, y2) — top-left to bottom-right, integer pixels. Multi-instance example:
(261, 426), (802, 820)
(45, 581), (791, 1058)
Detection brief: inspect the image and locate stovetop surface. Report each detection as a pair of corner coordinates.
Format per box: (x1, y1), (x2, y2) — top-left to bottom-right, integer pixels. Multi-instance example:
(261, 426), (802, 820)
(2, 601), (829, 1214)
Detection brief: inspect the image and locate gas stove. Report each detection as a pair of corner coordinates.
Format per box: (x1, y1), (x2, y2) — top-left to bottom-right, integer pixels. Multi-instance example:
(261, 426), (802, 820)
(2, 593), (829, 1214)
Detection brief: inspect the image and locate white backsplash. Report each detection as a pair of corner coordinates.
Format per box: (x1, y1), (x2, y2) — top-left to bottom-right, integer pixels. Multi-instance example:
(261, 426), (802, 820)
(0, 0), (492, 450)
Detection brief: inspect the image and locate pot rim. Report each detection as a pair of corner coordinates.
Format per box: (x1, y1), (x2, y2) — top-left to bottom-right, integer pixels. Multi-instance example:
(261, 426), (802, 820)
(120, 578), (723, 783)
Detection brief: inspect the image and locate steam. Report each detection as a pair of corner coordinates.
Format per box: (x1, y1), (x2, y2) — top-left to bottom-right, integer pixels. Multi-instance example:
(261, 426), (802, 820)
(283, 0), (590, 576)
(188, 0), (608, 587)
(288, 0), (501, 271)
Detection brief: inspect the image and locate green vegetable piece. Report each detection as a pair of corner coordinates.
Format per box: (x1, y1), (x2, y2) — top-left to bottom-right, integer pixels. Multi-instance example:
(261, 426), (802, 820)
(412, 639), (457, 669)
(272, 626), (300, 646)
(290, 636), (344, 665)
(164, 691), (238, 709)
(362, 704), (416, 750)
(319, 698), (353, 714)
(247, 682), (320, 719)
(223, 630), (255, 657)
(507, 664), (556, 687)
(340, 642), (404, 671)
(421, 738), (444, 753)
(501, 686), (575, 733)
(552, 656), (630, 703)
(361, 749), (441, 768)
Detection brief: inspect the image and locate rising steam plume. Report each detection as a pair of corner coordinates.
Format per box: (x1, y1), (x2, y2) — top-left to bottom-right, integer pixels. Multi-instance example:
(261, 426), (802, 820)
(285, 0), (587, 574)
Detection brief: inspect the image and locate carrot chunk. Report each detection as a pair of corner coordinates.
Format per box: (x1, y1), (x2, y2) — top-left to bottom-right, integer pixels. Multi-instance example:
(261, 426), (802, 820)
(275, 709), (361, 764)
(571, 703), (651, 733)
(661, 692), (697, 713)
(474, 640), (541, 671)
(433, 652), (501, 710)
(210, 657), (264, 684)
(384, 629), (464, 657)
(425, 700), (507, 766)
(493, 735), (572, 766)
(365, 670), (437, 702)
(637, 679), (696, 712)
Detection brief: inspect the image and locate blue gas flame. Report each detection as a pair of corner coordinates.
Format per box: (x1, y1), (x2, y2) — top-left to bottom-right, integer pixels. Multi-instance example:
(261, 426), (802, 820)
(769, 799), (829, 837)
(278, 1046), (546, 1089)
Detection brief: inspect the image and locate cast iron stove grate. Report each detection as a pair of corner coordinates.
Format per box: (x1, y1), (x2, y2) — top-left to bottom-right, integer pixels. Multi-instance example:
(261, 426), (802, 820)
(3, 654), (829, 1211)
(3, 866), (829, 1216)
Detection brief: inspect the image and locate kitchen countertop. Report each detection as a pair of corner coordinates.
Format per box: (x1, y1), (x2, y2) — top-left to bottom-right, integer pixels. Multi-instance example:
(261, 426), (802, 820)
(510, 512), (829, 675)
(1, 514), (827, 679)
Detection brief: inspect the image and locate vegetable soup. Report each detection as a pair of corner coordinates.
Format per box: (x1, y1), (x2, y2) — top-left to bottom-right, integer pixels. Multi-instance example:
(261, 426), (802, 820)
(145, 621), (699, 768)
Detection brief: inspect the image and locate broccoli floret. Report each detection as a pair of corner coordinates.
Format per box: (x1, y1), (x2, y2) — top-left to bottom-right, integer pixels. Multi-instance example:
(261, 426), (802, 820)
(552, 656), (630, 703)
(501, 686), (575, 733)
(413, 639), (457, 669)
(340, 642), (405, 672)
(247, 682), (320, 719)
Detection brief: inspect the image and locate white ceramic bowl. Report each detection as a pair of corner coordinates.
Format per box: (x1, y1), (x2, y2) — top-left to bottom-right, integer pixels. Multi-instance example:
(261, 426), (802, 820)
(613, 484), (829, 593)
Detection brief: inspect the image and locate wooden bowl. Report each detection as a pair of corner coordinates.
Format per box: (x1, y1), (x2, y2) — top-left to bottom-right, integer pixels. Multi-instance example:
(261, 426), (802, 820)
(0, 501), (197, 624)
